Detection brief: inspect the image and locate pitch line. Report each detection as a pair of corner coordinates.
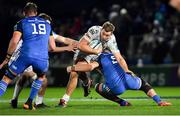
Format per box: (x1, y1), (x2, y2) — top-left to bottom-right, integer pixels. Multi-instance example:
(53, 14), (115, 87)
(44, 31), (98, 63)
(0, 96), (180, 103)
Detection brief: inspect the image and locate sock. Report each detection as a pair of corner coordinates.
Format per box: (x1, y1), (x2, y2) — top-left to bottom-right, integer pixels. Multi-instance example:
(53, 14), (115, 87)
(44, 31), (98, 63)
(35, 95), (43, 105)
(12, 83), (23, 100)
(62, 94), (70, 102)
(0, 80), (8, 96)
(28, 79), (43, 103)
(152, 95), (161, 104)
(120, 100), (128, 106)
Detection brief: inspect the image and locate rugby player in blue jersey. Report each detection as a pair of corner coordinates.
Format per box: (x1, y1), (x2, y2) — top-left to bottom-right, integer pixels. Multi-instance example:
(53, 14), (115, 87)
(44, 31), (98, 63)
(0, 2), (56, 110)
(67, 52), (172, 106)
(6, 13), (77, 109)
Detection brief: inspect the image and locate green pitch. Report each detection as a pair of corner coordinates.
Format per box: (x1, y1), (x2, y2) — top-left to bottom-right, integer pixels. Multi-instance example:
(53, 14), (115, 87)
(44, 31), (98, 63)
(0, 87), (180, 115)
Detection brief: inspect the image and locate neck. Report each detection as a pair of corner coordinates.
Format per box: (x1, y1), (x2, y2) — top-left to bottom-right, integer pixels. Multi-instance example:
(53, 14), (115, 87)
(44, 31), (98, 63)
(25, 12), (37, 17)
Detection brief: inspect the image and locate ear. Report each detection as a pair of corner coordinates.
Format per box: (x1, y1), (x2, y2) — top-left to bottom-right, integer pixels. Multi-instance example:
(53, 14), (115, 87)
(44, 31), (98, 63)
(35, 12), (37, 15)
(23, 11), (25, 16)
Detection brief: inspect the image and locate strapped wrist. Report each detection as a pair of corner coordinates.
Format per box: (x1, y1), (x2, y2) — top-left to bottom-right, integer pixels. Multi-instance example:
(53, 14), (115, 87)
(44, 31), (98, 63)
(6, 53), (12, 60)
(71, 66), (76, 72)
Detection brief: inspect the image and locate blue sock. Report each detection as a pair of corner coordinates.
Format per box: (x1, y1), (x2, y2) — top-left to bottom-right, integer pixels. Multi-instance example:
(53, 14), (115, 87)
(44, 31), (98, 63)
(120, 100), (127, 106)
(0, 80), (8, 96)
(28, 79), (43, 101)
(152, 95), (161, 104)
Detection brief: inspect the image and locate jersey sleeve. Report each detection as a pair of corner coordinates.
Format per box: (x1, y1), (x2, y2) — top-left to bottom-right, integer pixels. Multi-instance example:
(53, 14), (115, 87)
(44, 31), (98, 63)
(14, 21), (23, 33)
(107, 35), (120, 54)
(85, 26), (99, 42)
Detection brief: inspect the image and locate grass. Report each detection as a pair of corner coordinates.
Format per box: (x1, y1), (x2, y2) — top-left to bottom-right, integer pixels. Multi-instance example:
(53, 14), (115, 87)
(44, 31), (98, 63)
(0, 87), (180, 115)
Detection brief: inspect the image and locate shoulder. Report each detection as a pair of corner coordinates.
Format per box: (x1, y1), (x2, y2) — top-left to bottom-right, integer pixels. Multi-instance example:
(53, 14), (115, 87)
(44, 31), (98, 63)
(88, 26), (101, 32)
(87, 26), (101, 36)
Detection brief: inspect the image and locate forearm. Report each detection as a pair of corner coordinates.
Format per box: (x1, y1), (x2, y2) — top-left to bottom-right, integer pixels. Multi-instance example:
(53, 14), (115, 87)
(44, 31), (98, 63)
(114, 52), (129, 72)
(52, 46), (69, 52)
(118, 58), (129, 72)
(68, 62), (99, 72)
(7, 41), (17, 55)
(79, 44), (98, 54)
(64, 37), (77, 45)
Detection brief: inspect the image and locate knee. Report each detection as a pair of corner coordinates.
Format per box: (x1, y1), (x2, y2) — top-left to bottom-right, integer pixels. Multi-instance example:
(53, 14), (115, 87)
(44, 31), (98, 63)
(95, 83), (102, 93)
(139, 78), (152, 94)
(4, 69), (16, 80)
(42, 77), (48, 86)
(70, 72), (78, 79)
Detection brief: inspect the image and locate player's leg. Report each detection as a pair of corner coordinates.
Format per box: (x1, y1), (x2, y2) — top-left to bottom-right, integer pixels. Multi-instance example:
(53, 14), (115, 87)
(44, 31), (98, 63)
(23, 59), (48, 110)
(23, 75), (45, 110)
(66, 61), (98, 97)
(0, 75), (13, 96)
(11, 72), (30, 108)
(58, 60), (91, 107)
(0, 55), (28, 97)
(34, 76), (49, 108)
(58, 71), (78, 107)
(139, 77), (172, 106)
(95, 83), (131, 106)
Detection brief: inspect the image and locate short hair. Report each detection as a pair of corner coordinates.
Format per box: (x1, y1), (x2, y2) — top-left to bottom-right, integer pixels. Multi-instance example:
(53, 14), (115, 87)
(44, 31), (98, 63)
(23, 2), (37, 14)
(39, 13), (52, 23)
(102, 21), (115, 32)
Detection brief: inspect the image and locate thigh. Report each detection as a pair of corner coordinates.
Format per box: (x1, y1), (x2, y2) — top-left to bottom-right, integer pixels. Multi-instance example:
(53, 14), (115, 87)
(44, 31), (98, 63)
(32, 59), (49, 77)
(9, 55), (30, 75)
(125, 74), (142, 90)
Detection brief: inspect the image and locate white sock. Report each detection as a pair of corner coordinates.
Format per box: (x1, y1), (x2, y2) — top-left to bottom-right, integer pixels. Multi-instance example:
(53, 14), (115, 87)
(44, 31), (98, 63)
(62, 94), (70, 102)
(35, 95), (43, 105)
(12, 83), (23, 100)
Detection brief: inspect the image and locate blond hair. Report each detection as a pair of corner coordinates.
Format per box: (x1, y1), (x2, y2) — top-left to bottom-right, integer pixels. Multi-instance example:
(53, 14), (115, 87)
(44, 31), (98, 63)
(102, 21), (115, 32)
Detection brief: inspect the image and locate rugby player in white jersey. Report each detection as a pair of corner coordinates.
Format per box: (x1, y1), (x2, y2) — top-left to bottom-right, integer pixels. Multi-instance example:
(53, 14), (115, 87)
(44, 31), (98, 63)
(58, 21), (135, 107)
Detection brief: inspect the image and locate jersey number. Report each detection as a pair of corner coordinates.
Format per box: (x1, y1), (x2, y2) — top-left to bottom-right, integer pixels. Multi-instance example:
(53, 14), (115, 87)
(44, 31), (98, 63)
(111, 56), (118, 64)
(32, 23), (46, 34)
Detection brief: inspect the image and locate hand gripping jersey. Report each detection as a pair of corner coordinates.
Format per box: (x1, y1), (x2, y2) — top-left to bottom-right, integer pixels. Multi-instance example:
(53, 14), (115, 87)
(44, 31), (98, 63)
(74, 26), (120, 63)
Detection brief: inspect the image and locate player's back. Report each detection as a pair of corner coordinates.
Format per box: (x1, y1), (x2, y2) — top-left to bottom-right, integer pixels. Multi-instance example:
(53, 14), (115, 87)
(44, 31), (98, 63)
(99, 53), (126, 88)
(18, 16), (52, 60)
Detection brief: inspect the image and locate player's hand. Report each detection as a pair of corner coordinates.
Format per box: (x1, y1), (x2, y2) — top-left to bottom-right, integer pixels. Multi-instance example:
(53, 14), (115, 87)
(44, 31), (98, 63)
(66, 45), (77, 52)
(94, 47), (103, 55)
(71, 41), (79, 48)
(126, 70), (137, 77)
(0, 59), (9, 69)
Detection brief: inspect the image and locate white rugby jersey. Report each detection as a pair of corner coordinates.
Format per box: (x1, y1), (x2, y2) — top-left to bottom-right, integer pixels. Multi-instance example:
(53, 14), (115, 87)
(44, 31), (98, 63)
(74, 26), (119, 63)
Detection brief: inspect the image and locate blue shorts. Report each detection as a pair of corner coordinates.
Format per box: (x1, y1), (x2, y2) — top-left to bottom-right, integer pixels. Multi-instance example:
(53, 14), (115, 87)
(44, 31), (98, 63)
(8, 54), (48, 76)
(106, 73), (142, 95)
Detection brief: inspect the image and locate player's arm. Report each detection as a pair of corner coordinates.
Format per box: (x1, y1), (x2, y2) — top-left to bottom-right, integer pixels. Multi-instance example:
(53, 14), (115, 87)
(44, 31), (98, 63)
(48, 35), (56, 52)
(78, 34), (102, 55)
(169, 0), (180, 11)
(108, 36), (132, 73)
(113, 52), (129, 72)
(55, 35), (78, 45)
(66, 61), (99, 72)
(0, 31), (22, 69)
(113, 52), (135, 76)
(52, 45), (75, 52)
(7, 31), (22, 55)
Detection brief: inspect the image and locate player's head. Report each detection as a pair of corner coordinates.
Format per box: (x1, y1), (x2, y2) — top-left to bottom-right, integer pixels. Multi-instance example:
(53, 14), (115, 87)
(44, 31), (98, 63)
(101, 21), (115, 40)
(39, 13), (52, 24)
(23, 2), (38, 16)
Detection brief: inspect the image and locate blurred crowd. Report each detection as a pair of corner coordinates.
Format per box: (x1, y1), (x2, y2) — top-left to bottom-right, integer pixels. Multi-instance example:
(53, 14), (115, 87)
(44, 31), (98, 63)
(1, 0), (180, 66)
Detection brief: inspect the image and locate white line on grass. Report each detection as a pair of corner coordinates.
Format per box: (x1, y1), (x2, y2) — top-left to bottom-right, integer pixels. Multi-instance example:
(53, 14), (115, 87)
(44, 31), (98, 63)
(0, 97), (176, 103)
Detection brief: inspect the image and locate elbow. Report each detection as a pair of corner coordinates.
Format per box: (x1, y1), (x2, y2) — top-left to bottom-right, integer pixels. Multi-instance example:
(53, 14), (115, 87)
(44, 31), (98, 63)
(49, 46), (56, 52)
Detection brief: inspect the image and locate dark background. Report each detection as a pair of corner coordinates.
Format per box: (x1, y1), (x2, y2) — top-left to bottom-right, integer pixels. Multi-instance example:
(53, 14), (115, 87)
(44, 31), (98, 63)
(1, 0), (180, 86)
